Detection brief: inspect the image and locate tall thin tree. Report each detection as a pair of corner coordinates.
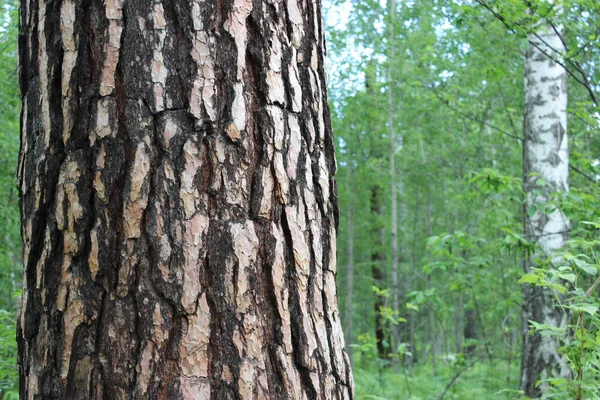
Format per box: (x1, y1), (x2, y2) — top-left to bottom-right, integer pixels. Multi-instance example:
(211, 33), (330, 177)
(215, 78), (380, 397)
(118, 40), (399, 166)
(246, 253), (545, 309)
(343, 164), (356, 364)
(521, 3), (570, 396)
(387, 0), (401, 359)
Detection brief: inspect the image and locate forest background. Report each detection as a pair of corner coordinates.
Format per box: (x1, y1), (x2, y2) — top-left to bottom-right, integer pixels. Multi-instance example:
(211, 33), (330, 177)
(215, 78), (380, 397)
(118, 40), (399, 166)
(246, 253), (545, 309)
(1, 0), (600, 399)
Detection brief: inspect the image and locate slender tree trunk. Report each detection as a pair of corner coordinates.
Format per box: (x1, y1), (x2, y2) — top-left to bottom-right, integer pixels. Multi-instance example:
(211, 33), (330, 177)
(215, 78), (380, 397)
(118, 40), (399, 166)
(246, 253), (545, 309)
(386, 0), (400, 361)
(463, 307), (477, 356)
(370, 185), (389, 361)
(422, 183), (437, 374)
(429, 293), (437, 375)
(399, 172), (416, 365)
(17, 0), (354, 398)
(454, 289), (463, 355)
(407, 304), (417, 364)
(344, 166), (355, 364)
(520, 5), (570, 397)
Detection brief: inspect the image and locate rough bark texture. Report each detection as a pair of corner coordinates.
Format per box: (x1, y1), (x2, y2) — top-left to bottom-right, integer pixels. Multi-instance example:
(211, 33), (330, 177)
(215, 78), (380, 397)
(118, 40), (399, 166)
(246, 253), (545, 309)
(520, 6), (570, 397)
(17, 0), (354, 398)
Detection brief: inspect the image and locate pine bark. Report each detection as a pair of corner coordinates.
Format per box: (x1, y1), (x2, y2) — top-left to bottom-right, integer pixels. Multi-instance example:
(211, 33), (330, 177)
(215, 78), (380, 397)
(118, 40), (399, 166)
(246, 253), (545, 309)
(17, 0), (354, 398)
(520, 6), (570, 397)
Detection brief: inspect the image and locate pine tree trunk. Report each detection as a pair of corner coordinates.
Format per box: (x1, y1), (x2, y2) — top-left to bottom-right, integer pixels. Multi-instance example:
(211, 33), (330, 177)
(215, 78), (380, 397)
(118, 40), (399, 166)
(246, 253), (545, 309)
(17, 0), (354, 398)
(520, 6), (570, 397)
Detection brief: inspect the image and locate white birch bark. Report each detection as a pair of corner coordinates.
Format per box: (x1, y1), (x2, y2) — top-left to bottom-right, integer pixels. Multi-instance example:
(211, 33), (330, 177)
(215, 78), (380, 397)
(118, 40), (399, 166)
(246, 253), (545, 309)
(387, 0), (400, 356)
(521, 3), (570, 396)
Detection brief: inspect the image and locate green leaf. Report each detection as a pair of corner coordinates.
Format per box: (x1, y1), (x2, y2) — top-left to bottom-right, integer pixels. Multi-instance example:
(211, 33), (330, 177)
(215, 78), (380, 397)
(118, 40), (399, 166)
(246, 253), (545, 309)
(559, 273), (576, 283)
(570, 303), (599, 316)
(529, 321), (564, 337)
(548, 283), (567, 294)
(518, 273), (540, 285)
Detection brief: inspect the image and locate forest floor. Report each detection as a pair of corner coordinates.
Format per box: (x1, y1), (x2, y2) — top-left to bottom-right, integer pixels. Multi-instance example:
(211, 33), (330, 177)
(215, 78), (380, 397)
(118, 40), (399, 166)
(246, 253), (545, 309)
(353, 358), (521, 399)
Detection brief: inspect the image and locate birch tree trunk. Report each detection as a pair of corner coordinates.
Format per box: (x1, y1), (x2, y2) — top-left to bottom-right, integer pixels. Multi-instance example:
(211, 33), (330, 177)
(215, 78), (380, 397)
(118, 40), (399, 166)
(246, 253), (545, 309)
(386, 0), (400, 360)
(17, 0), (354, 398)
(520, 5), (570, 397)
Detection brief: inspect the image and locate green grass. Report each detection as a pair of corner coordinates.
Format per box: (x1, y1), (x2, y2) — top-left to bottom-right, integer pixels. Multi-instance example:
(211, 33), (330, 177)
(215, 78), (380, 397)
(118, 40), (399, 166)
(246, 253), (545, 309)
(353, 357), (523, 400)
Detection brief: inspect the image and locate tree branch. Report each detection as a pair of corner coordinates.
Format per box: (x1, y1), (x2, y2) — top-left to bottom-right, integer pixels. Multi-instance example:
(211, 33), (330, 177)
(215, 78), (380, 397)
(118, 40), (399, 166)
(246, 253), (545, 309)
(427, 85), (523, 141)
(475, 0), (599, 106)
(437, 355), (484, 400)
(569, 164), (598, 185)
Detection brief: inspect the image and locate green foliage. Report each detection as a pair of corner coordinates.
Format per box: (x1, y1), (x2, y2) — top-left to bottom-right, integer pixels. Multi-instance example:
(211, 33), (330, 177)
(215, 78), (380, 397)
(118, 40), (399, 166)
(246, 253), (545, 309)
(328, 0), (600, 398)
(0, 310), (18, 398)
(0, 0), (20, 308)
(353, 359), (521, 399)
(0, 0), (21, 397)
(519, 237), (600, 399)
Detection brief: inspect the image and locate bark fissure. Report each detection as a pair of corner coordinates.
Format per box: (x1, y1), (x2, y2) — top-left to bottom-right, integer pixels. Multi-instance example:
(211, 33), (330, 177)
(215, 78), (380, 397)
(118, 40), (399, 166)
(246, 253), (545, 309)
(279, 207), (315, 396)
